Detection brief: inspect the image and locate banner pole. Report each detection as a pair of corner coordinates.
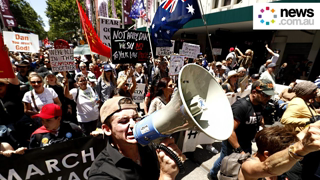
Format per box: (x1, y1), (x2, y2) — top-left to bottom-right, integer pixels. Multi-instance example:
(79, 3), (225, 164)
(122, 0), (125, 28)
(146, 1), (155, 67)
(197, 0), (215, 61)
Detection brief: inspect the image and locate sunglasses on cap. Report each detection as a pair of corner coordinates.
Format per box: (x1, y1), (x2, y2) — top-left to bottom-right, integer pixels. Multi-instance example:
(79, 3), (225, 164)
(258, 91), (270, 98)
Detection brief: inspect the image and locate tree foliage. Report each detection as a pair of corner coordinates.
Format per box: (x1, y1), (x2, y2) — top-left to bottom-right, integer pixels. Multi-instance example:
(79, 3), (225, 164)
(46, 0), (84, 41)
(9, 0), (47, 39)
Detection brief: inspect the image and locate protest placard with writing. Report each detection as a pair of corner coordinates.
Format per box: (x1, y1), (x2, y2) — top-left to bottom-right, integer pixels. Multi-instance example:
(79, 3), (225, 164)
(49, 49), (75, 72)
(156, 40), (175, 56)
(111, 28), (150, 64)
(99, 18), (120, 47)
(169, 55), (184, 76)
(3, 31), (39, 53)
(181, 42), (200, 59)
(133, 83), (146, 103)
(212, 48), (222, 55)
(0, 136), (106, 180)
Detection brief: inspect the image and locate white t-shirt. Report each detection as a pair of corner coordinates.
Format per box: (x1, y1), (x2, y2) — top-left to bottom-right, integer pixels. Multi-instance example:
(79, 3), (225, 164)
(70, 86), (99, 123)
(226, 52), (237, 67)
(271, 53), (280, 64)
(22, 88), (58, 112)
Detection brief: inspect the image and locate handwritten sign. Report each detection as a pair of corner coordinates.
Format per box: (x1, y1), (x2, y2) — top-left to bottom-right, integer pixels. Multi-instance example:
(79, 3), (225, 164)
(212, 48), (222, 55)
(3, 31), (39, 52)
(181, 42), (200, 59)
(99, 17), (120, 47)
(111, 28), (150, 64)
(133, 83), (146, 103)
(49, 49), (75, 72)
(169, 55), (184, 76)
(156, 40), (175, 56)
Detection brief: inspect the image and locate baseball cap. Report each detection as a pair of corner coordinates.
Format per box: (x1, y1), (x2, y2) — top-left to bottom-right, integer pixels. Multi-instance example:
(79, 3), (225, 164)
(251, 74), (260, 79)
(267, 63), (276, 68)
(221, 65), (227, 70)
(16, 60), (30, 67)
(229, 47), (235, 52)
(252, 79), (275, 96)
(32, 103), (62, 119)
(100, 96), (138, 124)
(103, 64), (112, 71)
(216, 62), (222, 66)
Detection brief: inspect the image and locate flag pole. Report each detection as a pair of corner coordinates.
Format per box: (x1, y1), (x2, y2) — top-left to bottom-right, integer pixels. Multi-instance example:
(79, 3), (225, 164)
(146, 0), (155, 66)
(122, 0), (125, 28)
(197, 0), (215, 61)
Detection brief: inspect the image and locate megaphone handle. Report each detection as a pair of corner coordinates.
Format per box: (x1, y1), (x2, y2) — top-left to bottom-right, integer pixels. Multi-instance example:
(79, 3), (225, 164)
(154, 143), (185, 174)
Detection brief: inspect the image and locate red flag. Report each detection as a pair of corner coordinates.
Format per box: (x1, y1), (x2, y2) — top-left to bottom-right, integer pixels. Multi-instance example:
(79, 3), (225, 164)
(76, 0), (111, 58)
(0, 34), (15, 78)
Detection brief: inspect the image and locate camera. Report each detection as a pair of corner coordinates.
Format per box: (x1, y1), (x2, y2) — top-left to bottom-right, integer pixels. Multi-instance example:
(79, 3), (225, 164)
(310, 115), (320, 123)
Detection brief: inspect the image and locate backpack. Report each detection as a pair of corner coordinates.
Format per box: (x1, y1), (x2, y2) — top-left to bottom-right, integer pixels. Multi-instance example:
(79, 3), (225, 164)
(218, 152), (251, 180)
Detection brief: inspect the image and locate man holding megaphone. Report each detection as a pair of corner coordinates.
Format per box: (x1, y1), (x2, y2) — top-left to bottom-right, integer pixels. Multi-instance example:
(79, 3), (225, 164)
(88, 96), (185, 180)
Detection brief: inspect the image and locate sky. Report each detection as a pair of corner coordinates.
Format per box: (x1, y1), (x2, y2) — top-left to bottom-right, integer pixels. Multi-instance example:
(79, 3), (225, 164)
(28, 0), (50, 31)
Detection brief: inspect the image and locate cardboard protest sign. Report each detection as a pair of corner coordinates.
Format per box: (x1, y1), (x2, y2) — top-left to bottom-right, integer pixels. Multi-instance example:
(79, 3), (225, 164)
(0, 34), (15, 78)
(99, 17), (120, 47)
(49, 49), (75, 72)
(169, 55), (184, 76)
(3, 31), (39, 53)
(0, 136), (106, 180)
(156, 40), (175, 56)
(133, 83), (146, 103)
(181, 42), (200, 59)
(111, 28), (150, 64)
(212, 48), (222, 55)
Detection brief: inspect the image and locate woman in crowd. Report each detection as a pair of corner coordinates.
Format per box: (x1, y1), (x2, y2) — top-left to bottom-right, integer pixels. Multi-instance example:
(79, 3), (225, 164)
(148, 77), (174, 114)
(64, 74), (99, 135)
(22, 73), (61, 117)
(235, 48), (254, 69)
(96, 64), (116, 104)
(117, 69), (137, 98)
(134, 63), (148, 85)
(222, 70), (239, 93)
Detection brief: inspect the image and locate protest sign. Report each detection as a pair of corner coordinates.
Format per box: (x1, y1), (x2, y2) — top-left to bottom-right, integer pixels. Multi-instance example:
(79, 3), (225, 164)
(49, 49), (75, 72)
(54, 39), (70, 49)
(0, 34), (15, 78)
(99, 18), (120, 47)
(212, 48), (222, 55)
(133, 83), (146, 103)
(181, 42), (200, 59)
(111, 28), (150, 64)
(3, 31), (39, 53)
(0, 136), (106, 180)
(169, 55), (184, 76)
(156, 40), (175, 56)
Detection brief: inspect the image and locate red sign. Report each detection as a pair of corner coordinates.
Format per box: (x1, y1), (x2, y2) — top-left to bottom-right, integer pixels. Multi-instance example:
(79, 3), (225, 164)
(0, 34), (15, 78)
(54, 39), (70, 49)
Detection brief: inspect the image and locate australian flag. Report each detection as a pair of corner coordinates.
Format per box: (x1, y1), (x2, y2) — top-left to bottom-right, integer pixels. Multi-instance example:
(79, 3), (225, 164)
(129, 0), (148, 22)
(151, 0), (202, 47)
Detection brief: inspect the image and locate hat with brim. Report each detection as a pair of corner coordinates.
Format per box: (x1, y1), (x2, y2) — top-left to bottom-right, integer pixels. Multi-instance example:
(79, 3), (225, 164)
(32, 103), (62, 119)
(103, 64), (112, 71)
(227, 70), (238, 79)
(16, 60), (30, 67)
(216, 62), (222, 66)
(252, 79), (275, 96)
(267, 63), (277, 68)
(221, 65), (227, 70)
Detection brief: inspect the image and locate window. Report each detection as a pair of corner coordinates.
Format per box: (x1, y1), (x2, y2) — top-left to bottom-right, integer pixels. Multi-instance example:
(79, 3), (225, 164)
(212, 0), (219, 8)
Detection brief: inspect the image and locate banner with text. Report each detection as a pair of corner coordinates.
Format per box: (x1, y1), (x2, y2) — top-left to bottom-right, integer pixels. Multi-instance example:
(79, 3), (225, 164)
(180, 43), (200, 59)
(3, 31), (39, 53)
(49, 49), (75, 72)
(0, 136), (106, 180)
(133, 83), (146, 103)
(156, 40), (175, 56)
(100, 18), (121, 47)
(169, 55), (184, 76)
(97, 0), (109, 17)
(111, 28), (150, 64)
(212, 48), (222, 55)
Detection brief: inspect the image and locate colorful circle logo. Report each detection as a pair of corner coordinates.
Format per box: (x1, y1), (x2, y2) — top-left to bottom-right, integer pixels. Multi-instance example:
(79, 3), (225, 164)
(258, 6), (276, 25)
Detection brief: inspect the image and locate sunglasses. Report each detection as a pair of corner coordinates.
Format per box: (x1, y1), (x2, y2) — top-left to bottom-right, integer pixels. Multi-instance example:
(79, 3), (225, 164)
(124, 83), (129, 86)
(80, 66), (86, 68)
(44, 61), (50, 63)
(30, 81), (43, 84)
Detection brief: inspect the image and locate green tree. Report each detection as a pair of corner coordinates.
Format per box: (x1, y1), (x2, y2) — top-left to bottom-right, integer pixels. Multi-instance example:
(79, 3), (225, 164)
(46, 0), (84, 41)
(9, 0), (47, 39)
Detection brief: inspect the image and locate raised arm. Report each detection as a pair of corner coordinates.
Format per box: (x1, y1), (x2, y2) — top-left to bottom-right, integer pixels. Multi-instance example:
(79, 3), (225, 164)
(235, 48), (244, 57)
(265, 44), (275, 56)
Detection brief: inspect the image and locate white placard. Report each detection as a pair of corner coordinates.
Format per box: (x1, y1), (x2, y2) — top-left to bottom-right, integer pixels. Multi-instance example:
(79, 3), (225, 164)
(133, 83), (146, 103)
(3, 31), (39, 53)
(49, 49), (75, 72)
(99, 17), (120, 47)
(212, 48), (222, 55)
(169, 55), (184, 76)
(181, 42), (200, 59)
(156, 40), (175, 56)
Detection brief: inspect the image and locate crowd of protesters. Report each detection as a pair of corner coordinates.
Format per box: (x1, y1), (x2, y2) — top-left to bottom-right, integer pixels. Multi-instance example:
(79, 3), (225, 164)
(1, 43), (320, 180)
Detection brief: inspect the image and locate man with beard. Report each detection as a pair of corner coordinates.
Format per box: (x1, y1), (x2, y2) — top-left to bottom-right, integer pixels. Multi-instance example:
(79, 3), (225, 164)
(209, 79), (275, 180)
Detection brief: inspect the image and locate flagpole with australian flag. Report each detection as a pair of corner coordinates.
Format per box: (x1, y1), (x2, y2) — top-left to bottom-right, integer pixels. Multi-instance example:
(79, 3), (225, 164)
(150, 0), (215, 60)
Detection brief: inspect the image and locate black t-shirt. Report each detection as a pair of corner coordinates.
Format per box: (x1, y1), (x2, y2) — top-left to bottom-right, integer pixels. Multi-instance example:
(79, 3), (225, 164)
(0, 84), (24, 125)
(230, 95), (263, 149)
(301, 151), (320, 179)
(29, 121), (84, 149)
(89, 139), (160, 180)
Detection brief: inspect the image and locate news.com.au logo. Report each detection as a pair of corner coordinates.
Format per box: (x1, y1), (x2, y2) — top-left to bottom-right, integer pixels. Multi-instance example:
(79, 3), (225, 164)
(253, 3), (320, 30)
